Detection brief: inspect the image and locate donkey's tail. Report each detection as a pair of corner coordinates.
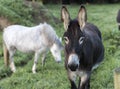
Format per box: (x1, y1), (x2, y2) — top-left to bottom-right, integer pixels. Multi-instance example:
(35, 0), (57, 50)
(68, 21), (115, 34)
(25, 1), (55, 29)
(3, 43), (9, 66)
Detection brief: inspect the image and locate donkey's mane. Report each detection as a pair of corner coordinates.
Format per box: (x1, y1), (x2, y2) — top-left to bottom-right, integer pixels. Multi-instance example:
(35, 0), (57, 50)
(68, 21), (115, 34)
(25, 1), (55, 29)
(39, 23), (58, 46)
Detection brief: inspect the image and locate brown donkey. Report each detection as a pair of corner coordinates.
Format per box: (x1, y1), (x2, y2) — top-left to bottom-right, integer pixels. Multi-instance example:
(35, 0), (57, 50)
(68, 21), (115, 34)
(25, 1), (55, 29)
(61, 5), (104, 89)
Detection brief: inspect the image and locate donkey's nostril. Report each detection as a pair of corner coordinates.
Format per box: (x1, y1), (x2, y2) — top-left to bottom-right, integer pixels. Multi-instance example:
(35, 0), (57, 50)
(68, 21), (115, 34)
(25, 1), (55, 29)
(68, 64), (78, 71)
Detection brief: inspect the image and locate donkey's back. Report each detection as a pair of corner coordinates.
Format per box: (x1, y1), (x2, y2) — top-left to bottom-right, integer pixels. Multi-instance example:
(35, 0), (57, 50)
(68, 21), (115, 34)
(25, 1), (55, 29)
(83, 23), (104, 67)
(3, 23), (57, 53)
(84, 23), (102, 39)
(3, 25), (43, 52)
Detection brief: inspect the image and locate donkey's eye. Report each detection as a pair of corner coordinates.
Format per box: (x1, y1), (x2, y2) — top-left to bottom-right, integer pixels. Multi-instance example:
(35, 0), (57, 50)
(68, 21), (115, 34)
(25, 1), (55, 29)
(64, 37), (69, 44)
(79, 37), (84, 44)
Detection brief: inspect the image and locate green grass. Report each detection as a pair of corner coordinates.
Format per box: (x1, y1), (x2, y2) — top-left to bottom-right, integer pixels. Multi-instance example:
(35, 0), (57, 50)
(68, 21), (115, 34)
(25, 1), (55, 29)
(0, 3), (120, 89)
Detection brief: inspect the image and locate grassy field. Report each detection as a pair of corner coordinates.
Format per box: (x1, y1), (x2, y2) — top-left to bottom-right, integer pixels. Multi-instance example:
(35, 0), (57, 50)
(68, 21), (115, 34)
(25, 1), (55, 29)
(0, 3), (120, 89)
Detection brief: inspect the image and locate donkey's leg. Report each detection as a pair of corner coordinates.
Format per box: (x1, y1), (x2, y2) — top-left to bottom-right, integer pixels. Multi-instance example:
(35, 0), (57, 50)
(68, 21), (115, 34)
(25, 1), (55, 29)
(9, 49), (16, 73)
(78, 71), (91, 89)
(32, 52), (40, 73)
(68, 71), (77, 89)
(42, 51), (48, 66)
(32, 48), (46, 73)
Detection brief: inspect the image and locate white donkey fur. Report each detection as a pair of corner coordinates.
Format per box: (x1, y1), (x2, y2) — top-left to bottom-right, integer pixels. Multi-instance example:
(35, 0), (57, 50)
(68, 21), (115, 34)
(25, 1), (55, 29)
(3, 23), (63, 73)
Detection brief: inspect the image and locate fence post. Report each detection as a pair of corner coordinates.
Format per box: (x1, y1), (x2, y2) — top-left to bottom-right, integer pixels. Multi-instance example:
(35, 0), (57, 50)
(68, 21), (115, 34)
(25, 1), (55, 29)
(114, 67), (120, 89)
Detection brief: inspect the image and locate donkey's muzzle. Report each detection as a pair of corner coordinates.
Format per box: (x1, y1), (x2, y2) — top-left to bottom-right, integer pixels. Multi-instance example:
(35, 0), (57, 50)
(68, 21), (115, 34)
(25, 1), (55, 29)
(67, 54), (79, 71)
(68, 64), (78, 71)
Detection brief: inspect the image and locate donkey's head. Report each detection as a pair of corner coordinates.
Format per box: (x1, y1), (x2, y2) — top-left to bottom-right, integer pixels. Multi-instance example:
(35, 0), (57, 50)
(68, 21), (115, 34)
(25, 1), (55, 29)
(61, 5), (87, 71)
(50, 37), (64, 63)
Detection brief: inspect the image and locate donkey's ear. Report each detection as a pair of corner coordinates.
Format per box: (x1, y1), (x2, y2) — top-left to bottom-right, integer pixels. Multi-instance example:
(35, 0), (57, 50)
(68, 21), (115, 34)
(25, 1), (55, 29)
(61, 6), (70, 31)
(78, 5), (87, 30)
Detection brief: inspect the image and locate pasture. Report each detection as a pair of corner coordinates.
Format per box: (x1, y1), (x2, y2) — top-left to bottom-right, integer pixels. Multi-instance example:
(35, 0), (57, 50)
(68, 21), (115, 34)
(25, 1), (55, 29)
(0, 3), (120, 89)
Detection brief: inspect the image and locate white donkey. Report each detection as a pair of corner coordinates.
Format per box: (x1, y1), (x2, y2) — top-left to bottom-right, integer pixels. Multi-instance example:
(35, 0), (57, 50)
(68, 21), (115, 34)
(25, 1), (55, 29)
(3, 23), (63, 73)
